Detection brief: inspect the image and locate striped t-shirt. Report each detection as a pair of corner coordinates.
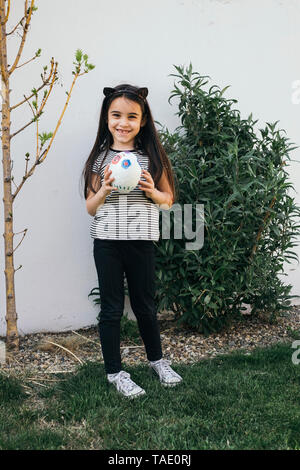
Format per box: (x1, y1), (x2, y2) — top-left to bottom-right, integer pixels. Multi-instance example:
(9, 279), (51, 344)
(90, 148), (160, 241)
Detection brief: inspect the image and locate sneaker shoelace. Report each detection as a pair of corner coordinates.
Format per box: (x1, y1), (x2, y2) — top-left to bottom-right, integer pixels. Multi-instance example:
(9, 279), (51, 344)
(155, 359), (180, 379)
(115, 371), (138, 393)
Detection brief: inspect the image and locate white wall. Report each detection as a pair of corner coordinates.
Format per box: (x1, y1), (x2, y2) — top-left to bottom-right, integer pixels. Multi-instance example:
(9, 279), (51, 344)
(1, 0), (300, 335)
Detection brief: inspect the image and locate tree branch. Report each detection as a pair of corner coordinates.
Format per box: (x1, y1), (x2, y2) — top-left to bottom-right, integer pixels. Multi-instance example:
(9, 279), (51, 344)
(4, 0), (10, 24)
(35, 62), (58, 159)
(10, 119), (35, 139)
(12, 228), (28, 255)
(249, 195), (277, 261)
(25, 92), (35, 116)
(6, 16), (25, 36)
(35, 92), (39, 157)
(11, 91), (36, 138)
(25, 152), (29, 174)
(8, 0), (35, 76)
(12, 162), (36, 200)
(10, 58), (55, 111)
(16, 61), (57, 158)
(0, 1), (8, 83)
(15, 54), (37, 70)
(11, 50), (94, 201)
(37, 61), (57, 114)
(10, 63), (58, 197)
(12, 72), (79, 200)
(39, 71), (80, 164)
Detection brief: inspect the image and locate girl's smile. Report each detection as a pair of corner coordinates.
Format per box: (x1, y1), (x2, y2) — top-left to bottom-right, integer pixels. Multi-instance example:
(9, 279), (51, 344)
(117, 129), (131, 135)
(108, 97), (146, 150)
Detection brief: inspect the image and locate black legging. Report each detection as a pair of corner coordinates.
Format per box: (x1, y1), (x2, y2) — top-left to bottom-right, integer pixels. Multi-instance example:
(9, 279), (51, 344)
(93, 239), (163, 374)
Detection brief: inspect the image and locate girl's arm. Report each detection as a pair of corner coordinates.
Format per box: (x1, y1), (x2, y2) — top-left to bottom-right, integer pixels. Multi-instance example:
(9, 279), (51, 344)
(139, 169), (174, 210)
(86, 166), (117, 216)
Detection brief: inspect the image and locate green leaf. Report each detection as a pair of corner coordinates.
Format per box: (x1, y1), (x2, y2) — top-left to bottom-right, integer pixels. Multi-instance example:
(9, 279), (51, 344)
(75, 49), (83, 62)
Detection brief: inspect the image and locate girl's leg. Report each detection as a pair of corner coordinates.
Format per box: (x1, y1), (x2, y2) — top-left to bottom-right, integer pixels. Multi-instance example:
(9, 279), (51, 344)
(93, 239), (125, 374)
(122, 240), (163, 362)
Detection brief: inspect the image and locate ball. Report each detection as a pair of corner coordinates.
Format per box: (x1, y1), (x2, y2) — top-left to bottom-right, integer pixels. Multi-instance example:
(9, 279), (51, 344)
(109, 151), (142, 194)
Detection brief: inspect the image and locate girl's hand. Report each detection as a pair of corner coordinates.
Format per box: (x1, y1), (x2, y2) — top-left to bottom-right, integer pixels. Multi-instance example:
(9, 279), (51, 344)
(101, 165), (118, 196)
(138, 169), (156, 199)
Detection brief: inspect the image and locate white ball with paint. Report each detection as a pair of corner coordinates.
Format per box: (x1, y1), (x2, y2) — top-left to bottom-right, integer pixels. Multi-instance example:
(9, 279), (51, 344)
(109, 151), (142, 194)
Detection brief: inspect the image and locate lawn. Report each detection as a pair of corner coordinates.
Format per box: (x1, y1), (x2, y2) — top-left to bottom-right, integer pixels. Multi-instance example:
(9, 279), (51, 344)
(0, 340), (300, 450)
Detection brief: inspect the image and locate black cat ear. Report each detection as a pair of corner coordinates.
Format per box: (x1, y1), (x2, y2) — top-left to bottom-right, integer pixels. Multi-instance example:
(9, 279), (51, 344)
(138, 87), (148, 99)
(103, 87), (115, 97)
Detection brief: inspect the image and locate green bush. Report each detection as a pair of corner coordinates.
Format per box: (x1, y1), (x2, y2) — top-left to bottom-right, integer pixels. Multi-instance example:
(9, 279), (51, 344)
(154, 63), (300, 334)
(119, 314), (140, 343)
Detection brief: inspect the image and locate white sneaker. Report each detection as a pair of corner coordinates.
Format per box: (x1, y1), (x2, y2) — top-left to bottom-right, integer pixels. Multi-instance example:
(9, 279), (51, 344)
(107, 370), (146, 398)
(149, 358), (182, 387)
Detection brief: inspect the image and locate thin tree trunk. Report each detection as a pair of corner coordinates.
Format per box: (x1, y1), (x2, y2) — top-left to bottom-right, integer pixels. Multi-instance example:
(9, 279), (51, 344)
(0, 1), (92, 351)
(1, 0), (19, 350)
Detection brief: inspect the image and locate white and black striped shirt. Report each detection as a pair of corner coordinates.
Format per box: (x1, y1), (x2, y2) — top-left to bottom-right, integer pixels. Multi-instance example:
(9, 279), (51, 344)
(90, 148), (160, 240)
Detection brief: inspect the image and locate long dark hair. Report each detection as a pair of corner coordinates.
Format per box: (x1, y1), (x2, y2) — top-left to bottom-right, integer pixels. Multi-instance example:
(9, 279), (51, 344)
(81, 83), (176, 202)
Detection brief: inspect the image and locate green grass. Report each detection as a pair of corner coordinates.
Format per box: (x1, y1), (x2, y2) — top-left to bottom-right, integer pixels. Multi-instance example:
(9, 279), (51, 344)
(1, 340), (300, 450)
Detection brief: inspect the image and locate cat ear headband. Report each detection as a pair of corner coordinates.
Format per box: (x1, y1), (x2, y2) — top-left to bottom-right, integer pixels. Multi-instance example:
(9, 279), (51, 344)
(103, 87), (148, 103)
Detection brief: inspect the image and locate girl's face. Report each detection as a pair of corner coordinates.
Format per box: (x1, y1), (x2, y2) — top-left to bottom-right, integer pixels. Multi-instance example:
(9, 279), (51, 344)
(107, 96), (146, 150)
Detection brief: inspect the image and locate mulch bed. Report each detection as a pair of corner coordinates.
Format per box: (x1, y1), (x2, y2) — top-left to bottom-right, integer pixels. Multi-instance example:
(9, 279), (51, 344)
(1, 306), (300, 379)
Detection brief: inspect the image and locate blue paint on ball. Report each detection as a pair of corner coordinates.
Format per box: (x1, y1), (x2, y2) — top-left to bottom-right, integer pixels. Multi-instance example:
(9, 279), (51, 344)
(121, 159), (131, 169)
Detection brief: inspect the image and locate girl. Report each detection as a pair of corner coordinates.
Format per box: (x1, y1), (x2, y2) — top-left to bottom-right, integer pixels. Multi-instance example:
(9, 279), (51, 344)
(82, 84), (182, 398)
